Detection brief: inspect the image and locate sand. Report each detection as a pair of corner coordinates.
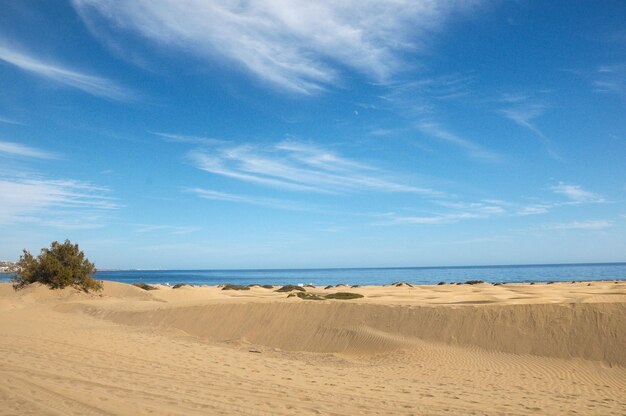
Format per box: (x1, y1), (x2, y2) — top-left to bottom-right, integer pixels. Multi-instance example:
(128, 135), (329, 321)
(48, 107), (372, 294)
(0, 281), (624, 415)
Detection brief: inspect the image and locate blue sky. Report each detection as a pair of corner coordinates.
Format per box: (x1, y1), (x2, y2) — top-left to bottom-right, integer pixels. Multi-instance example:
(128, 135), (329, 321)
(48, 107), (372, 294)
(0, 1), (624, 269)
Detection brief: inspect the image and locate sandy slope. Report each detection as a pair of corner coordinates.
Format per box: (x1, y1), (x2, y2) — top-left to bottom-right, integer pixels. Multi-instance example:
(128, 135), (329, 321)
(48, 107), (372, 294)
(0, 281), (624, 415)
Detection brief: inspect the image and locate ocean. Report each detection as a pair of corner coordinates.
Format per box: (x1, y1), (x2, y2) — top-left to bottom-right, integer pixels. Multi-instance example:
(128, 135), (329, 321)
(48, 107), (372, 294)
(3, 262), (622, 286)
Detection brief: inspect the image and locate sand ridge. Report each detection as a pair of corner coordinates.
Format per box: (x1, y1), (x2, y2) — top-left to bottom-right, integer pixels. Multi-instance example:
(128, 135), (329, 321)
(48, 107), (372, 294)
(0, 280), (625, 415)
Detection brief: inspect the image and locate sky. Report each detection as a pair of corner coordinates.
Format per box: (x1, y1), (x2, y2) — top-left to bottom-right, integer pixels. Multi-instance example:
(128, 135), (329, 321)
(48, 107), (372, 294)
(0, 1), (625, 269)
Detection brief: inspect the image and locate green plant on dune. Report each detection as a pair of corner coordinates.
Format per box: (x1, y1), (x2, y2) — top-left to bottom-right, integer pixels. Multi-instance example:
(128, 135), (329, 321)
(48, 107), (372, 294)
(324, 292), (364, 300)
(287, 292), (324, 300)
(12, 240), (102, 292)
(132, 282), (158, 290)
(222, 284), (250, 291)
(275, 285), (305, 292)
(172, 283), (192, 289)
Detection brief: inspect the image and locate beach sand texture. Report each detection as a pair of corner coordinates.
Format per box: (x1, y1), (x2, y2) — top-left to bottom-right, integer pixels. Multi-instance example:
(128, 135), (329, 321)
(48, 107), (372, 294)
(0, 281), (624, 415)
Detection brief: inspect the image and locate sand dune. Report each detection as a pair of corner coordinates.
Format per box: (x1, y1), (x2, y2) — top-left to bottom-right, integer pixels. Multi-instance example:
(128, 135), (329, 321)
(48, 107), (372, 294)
(1, 281), (625, 415)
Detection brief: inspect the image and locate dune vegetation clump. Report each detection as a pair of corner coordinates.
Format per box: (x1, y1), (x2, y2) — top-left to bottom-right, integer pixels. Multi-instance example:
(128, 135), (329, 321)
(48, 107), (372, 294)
(222, 284), (250, 291)
(261, 284), (274, 289)
(275, 285), (305, 292)
(12, 240), (102, 292)
(172, 283), (192, 289)
(132, 282), (158, 291)
(287, 292), (324, 300)
(464, 280), (484, 285)
(324, 292), (364, 300)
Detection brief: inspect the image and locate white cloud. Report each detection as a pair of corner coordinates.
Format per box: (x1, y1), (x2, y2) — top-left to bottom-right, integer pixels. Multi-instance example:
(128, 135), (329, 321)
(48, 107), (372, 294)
(0, 177), (118, 228)
(151, 132), (226, 146)
(188, 140), (439, 195)
(516, 204), (550, 216)
(417, 121), (503, 162)
(134, 224), (201, 235)
(497, 93), (560, 157)
(0, 44), (134, 101)
(500, 103), (547, 137)
(0, 140), (58, 159)
(189, 188), (313, 211)
(72, 0), (482, 93)
(378, 212), (480, 225)
(547, 220), (612, 230)
(593, 63), (626, 95)
(551, 182), (605, 203)
(0, 116), (24, 126)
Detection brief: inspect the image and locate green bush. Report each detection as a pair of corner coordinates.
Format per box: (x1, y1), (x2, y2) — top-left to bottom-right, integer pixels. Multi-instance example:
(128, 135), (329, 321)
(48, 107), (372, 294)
(12, 240), (102, 292)
(222, 284), (250, 291)
(275, 285), (305, 292)
(324, 292), (364, 300)
(172, 283), (192, 289)
(133, 282), (158, 291)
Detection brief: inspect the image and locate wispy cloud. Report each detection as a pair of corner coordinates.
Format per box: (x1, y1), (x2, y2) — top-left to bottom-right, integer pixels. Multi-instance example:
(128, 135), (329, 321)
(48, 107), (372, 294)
(188, 140), (439, 195)
(0, 116), (25, 126)
(417, 121), (503, 162)
(374, 199), (508, 226)
(516, 204), (551, 216)
(0, 177), (118, 228)
(547, 220), (612, 230)
(593, 63), (626, 96)
(377, 211), (480, 225)
(151, 131), (226, 146)
(0, 43), (134, 101)
(72, 0), (482, 93)
(0, 140), (59, 159)
(189, 188), (314, 211)
(497, 92), (559, 157)
(134, 224), (201, 235)
(550, 182), (605, 204)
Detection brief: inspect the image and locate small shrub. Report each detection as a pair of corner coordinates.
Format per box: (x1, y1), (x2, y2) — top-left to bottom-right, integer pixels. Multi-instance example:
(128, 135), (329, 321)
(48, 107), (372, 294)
(12, 240), (102, 292)
(324, 292), (364, 300)
(133, 282), (158, 290)
(324, 285), (333, 289)
(222, 284), (250, 291)
(172, 283), (192, 289)
(547, 281), (554, 284)
(351, 285), (360, 288)
(275, 285), (305, 292)
(290, 292), (324, 300)
(305, 284), (316, 288)
(464, 280), (484, 285)
(391, 281), (413, 287)
(261, 284), (274, 289)
(437, 281), (446, 285)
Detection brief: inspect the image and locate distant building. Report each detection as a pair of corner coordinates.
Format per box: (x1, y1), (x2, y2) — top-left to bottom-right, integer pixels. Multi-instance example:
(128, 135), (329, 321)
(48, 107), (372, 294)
(0, 260), (18, 274)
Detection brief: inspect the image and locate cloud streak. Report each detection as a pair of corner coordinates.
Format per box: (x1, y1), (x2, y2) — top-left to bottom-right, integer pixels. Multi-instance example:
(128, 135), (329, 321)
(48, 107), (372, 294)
(0, 177), (118, 228)
(72, 0), (481, 93)
(188, 140), (439, 195)
(551, 182), (605, 204)
(189, 188), (315, 212)
(547, 220), (612, 230)
(417, 121), (503, 162)
(0, 44), (133, 101)
(0, 140), (59, 159)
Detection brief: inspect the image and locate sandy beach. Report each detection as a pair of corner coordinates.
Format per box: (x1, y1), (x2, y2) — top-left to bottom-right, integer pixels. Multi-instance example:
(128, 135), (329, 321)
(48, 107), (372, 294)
(0, 280), (625, 415)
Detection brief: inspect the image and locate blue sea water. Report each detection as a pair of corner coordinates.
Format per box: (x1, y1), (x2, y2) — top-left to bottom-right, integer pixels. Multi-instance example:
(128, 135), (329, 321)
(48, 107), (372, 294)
(4, 262), (622, 286)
